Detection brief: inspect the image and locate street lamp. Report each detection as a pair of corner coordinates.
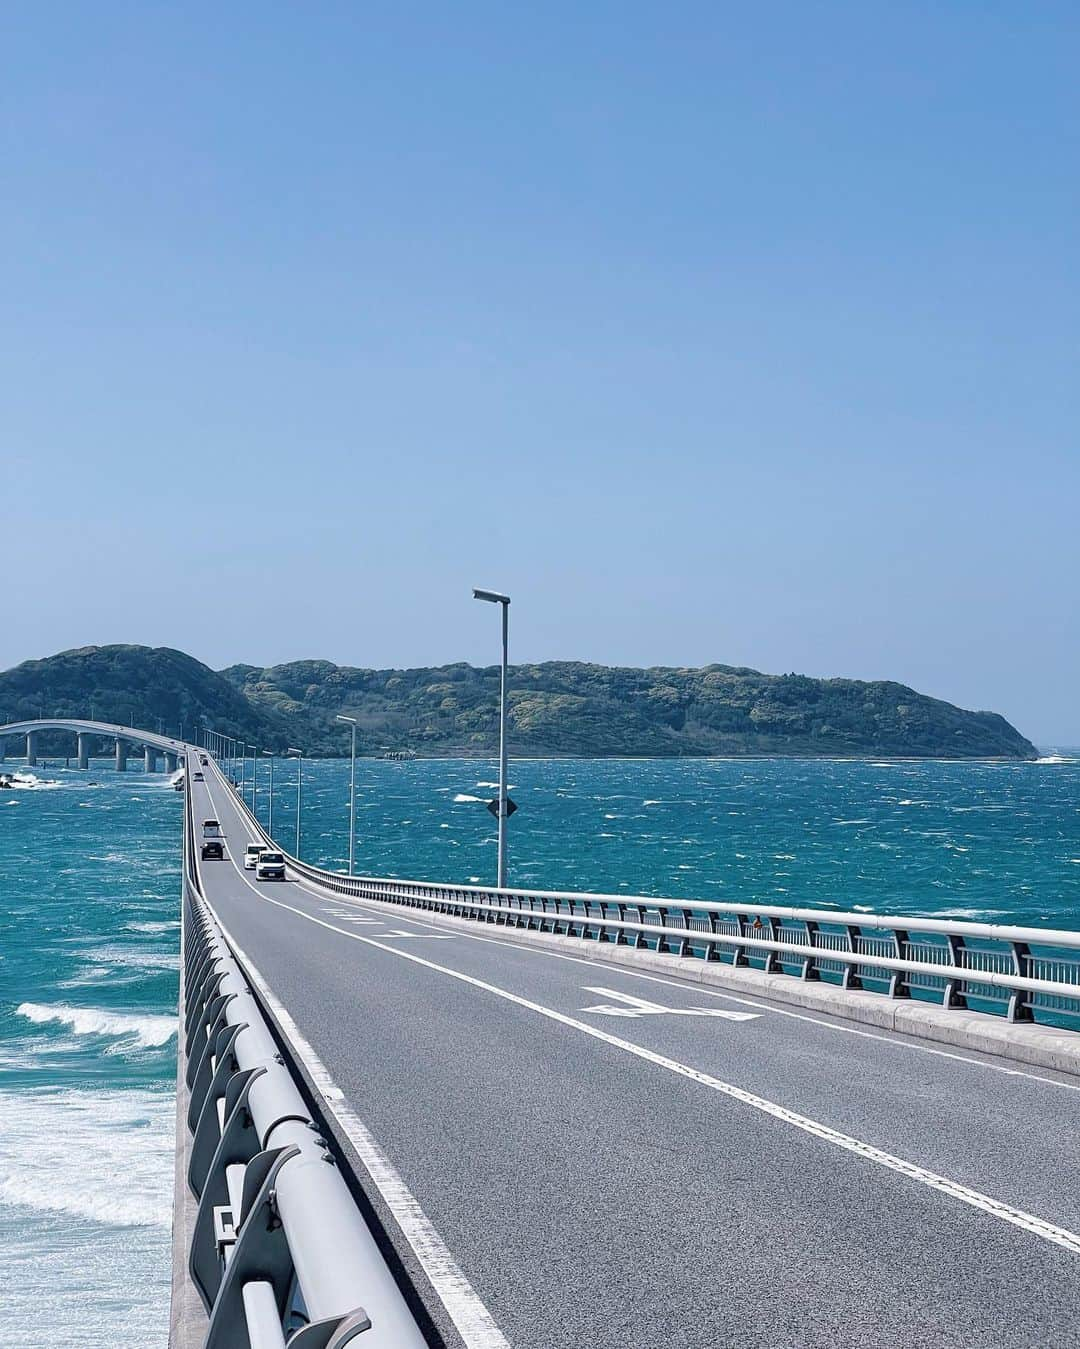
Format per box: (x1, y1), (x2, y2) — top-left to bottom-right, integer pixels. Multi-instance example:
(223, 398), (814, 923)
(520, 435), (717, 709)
(250, 742), (258, 816)
(473, 587), (511, 888)
(287, 748), (303, 858)
(263, 750), (274, 837)
(336, 715), (357, 877)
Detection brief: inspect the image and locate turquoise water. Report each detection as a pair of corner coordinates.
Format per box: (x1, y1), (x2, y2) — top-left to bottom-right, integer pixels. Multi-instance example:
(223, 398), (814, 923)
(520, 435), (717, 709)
(3, 753), (1080, 1346)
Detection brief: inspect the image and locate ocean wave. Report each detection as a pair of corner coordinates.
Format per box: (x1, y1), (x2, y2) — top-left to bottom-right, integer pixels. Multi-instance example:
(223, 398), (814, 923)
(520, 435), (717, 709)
(0, 1086), (174, 1227)
(16, 1003), (176, 1049)
(453, 793), (483, 803)
(0, 772), (63, 791)
(124, 920), (181, 934)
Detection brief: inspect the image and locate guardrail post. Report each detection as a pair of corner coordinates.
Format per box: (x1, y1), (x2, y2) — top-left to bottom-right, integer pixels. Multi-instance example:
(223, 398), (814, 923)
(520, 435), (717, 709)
(801, 921), (820, 981)
(1008, 941), (1034, 1022)
(842, 925), (862, 990)
(941, 933), (967, 1009)
(888, 929), (910, 998)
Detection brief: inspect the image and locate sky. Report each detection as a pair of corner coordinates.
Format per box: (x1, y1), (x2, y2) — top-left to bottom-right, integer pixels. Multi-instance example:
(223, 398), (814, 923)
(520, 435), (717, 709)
(2, 3), (1077, 742)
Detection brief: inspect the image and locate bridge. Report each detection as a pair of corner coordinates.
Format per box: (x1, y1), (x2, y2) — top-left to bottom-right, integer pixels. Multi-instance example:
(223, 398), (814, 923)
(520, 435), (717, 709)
(16, 720), (1080, 1346)
(0, 716), (185, 772)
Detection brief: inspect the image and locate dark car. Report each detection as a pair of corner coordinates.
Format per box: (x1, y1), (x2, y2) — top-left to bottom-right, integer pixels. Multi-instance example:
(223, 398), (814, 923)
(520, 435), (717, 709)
(201, 840), (224, 860)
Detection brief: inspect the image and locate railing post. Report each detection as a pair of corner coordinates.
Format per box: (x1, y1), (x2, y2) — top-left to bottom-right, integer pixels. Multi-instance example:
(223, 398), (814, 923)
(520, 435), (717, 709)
(889, 928), (910, 998)
(1008, 941), (1034, 1022)
(941, 933), (967, 1009)
(801, 920), (820, 981)
(842, 925), (862, 990)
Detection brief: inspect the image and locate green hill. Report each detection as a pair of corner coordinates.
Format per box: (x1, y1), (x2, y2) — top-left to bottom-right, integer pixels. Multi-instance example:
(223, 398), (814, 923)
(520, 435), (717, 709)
(0, 644), (1037, 760)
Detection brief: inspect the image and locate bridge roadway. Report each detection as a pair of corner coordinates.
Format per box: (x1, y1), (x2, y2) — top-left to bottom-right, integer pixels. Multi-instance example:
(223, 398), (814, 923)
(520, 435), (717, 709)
(190, 764), (1080, 1349)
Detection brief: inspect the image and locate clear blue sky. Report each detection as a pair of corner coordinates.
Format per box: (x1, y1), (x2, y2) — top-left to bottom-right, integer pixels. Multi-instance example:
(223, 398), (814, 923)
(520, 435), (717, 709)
(3, 3), (1077, 742)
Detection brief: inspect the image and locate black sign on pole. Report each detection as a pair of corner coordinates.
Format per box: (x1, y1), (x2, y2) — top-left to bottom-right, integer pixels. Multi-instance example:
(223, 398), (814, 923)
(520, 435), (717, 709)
(487, 796), (517, 818)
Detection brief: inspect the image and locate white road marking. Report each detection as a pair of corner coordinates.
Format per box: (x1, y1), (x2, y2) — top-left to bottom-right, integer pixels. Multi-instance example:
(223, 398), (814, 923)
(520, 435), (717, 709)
(202, 843), (1080, 1261)
(580, 987), (759, 1020)
(383, 930), (457, 940)
(196, 778), (510, 1348)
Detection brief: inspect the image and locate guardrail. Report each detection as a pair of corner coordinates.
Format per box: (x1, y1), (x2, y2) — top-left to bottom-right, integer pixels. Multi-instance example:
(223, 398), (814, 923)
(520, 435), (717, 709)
(179, 787), (428, 1348)
(217, 758), (1080, 1031)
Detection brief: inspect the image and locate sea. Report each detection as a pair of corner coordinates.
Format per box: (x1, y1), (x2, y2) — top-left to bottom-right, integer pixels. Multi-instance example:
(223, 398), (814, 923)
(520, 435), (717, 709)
(2, 752), (1080, 1346)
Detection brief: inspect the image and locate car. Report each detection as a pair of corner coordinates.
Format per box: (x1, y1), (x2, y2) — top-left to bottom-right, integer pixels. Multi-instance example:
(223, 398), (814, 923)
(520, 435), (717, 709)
(243, 843), (263, 871)
(200, 757), (208, 766)
(201, 840), (224, 860)
(193, 771), (204, 782)
(202, 820), (222, 839)
(255, 850), (286, 881)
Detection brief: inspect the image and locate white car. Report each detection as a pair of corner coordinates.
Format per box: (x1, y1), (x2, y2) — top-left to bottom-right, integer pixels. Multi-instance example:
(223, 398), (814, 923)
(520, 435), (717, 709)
(255, 850), (286, 882)
(243, 843), (263, 871)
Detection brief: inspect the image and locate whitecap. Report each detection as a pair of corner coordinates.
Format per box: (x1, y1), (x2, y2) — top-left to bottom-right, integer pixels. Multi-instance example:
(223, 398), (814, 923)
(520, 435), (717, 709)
(0, 1086), (173, 1227)
(453, 793), (483, 803)
(16, 1003), (176, 1049)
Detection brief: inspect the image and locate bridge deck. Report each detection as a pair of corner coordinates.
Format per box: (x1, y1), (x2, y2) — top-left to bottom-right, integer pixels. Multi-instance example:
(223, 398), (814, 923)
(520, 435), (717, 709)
(190, 765), (1080, 1349)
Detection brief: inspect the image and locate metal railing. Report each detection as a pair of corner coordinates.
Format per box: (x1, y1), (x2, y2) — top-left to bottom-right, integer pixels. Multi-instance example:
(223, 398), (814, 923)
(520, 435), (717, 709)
(180, 790), (428, 1348)
(218, 758), (1080, 1031)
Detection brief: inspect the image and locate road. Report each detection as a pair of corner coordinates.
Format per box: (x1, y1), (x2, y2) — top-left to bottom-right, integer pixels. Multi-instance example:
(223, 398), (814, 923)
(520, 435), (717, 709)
(190, 764), (1080, 1348)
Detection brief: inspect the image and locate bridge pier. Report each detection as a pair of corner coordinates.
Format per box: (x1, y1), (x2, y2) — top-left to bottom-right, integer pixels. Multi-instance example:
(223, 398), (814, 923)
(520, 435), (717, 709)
(164, 751), (178, 774)
(144, 745), (158, 773)
(115, 738), (128, 772)
(77, 732), (91, 770)
(26, 730), (38, 767)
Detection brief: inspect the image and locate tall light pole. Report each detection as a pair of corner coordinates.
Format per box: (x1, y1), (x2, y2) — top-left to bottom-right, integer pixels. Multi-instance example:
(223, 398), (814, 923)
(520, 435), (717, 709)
(336, 715), (357, 877)
(239, 740), (246, 798)
(473, 587), (511, 888)
(263, 750), (274, 837)
(287, 748), (303, 858)
(250, 742), (258, 817)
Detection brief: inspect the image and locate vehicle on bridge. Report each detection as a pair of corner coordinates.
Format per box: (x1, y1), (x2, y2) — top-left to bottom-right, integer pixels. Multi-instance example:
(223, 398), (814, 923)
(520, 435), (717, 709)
(193, 771), (204, 782)
(243, 842), (263, 870)
(255, 850), (286, 881)
(200, 837), (224, 860)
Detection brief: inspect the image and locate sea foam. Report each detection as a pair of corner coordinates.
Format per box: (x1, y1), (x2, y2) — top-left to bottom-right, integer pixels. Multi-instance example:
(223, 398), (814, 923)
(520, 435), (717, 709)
(16, 1003), (177, 1049)
(0, 1086), (174, 1227)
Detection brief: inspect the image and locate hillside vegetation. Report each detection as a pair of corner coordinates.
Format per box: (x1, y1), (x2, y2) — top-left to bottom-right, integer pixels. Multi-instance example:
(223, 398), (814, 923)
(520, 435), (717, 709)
(0, 644), (1037, 760)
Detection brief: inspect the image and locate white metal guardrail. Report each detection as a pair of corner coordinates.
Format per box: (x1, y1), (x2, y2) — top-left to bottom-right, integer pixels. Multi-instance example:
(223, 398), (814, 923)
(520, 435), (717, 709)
(217, 755), (1080, 1029)
(180, 787), (429, 1349)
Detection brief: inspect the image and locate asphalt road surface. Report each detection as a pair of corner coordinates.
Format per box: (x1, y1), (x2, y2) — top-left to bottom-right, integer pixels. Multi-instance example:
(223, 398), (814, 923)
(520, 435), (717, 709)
(189, 765), (1080, 1349)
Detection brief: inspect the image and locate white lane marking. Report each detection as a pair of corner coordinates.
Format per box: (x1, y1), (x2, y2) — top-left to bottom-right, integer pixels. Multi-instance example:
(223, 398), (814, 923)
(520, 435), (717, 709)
(384, 930), (457, 940)
(323, 894), (1080, 1095)
(207, 869), (1080, 1260)
(580, 987), (759, 1021)
(198, 779), (510, 1348)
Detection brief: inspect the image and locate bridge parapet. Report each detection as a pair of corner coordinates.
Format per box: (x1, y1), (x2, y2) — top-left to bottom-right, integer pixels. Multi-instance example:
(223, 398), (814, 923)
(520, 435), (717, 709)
(174, 783), (428, 1349)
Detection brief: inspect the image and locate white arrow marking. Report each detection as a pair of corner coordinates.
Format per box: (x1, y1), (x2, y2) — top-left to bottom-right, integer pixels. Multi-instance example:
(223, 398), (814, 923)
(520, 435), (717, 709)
(580, 987), (759, 1021)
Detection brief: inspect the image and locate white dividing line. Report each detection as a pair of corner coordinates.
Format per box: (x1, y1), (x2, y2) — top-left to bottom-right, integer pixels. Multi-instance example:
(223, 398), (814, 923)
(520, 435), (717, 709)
(198, 780), (510, 1348)
(206, 866), (1080, 1261)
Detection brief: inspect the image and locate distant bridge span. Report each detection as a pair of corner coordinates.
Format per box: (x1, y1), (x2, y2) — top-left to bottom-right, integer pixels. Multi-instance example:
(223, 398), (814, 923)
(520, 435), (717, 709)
(0, 717), (186, 770)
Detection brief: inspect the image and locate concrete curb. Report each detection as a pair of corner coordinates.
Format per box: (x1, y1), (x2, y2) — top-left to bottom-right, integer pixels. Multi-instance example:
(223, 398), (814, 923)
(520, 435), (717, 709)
(338, 891), (1080, 1079)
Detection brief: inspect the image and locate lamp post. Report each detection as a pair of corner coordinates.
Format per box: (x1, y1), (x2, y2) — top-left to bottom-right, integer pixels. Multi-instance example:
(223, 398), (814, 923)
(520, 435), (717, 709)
(336, 715), (357, 877)
(287, 748), (303, 858)
(473, 587), (511, 888)
(263, 750), (274, 837)
(250, 743), (258, 817)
